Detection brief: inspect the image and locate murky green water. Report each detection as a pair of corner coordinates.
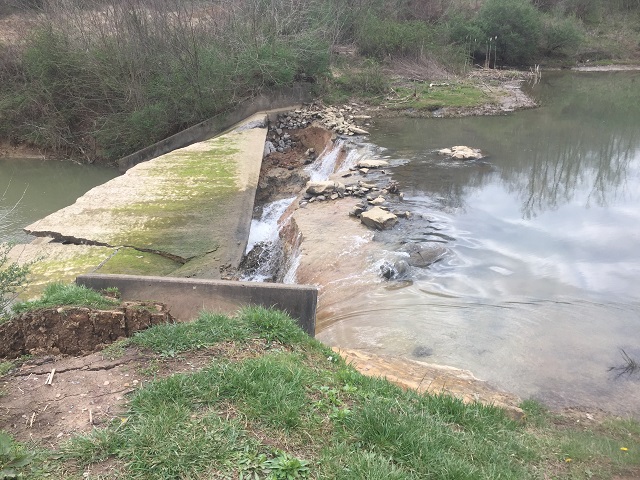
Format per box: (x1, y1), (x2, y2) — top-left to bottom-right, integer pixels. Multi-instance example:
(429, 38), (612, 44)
(0, 158), (118, 243)
(318, 71), (640, 416)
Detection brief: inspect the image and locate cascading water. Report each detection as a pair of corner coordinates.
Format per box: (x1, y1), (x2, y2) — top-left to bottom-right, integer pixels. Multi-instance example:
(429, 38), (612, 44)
(305, 138), (381, 182)
(240, 197), (295, 282)
(242, 136), (380, 284)
(306, 139), (346, 182)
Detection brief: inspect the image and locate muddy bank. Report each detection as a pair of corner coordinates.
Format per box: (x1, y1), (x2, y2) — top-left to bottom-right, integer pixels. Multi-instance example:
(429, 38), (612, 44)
(0, 302), (173, 359)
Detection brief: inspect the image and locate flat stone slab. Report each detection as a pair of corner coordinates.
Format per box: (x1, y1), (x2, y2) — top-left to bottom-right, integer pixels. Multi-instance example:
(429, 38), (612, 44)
(335, 347), (523, 419)
(25, 115), (268, 271)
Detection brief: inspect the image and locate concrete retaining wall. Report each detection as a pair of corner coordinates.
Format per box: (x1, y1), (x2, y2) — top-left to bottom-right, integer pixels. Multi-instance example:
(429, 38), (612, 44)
(118, 83), (313, 172)
(76, 274), (317, 336)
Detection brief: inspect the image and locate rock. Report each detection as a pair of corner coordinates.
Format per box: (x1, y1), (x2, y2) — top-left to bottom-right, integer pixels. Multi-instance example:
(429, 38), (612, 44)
(392, 210), (411, 219)
(357, 159), (390, 169)
(359, 168), (370, 175)
(306, 180), (345, 196)
(438, 145), (483, 160)
(263, 141), (276, 157)
(369, 196), (386, 206)
(349, 203), (367, 217)
(380, 260), (410, 279)
(361, 207), (398, 230)
(400, 242), (447, 267)
(349, 126), (370, 135)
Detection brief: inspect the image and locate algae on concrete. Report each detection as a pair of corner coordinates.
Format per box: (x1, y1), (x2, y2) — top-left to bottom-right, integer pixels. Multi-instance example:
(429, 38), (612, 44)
(24, 115), (268, 278)
(5, 242), (115, 300)
(96, 248), (180, 277)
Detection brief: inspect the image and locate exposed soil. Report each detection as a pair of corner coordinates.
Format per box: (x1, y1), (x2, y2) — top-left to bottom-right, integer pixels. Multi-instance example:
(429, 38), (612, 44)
(0, 338), (284, 447)
(256, 124), (333, 206)
(0, 303), (173, 359)
(0, 141), (46, 159)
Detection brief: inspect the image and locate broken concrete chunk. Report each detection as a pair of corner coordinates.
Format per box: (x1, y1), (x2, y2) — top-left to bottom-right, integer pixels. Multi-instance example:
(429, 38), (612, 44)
(360, 206), (398, 230)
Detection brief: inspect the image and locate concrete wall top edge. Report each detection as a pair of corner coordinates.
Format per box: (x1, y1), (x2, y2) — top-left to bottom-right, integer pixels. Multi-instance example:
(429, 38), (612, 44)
(77, 273), (318, 293)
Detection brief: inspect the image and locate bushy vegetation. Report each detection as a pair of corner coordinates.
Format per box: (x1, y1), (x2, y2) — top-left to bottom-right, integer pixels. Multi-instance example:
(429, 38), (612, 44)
(0, 0), (638, 162)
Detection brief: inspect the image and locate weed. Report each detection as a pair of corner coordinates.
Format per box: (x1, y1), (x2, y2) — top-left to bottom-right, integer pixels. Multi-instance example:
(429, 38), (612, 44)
(262, 451), (310, 479)
(0, 432), (32, 479)
(0, 362), (13, 378)
(0, 243), (31, 320)
(101, 339), (130, 360)
(100, 287), (121, 299)
(138, 359), (160, 377)
(609, 349), (640, 378)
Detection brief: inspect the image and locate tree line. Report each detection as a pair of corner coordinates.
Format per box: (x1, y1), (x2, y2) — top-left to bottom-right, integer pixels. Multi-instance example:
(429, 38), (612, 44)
(0, 0), (637, 163)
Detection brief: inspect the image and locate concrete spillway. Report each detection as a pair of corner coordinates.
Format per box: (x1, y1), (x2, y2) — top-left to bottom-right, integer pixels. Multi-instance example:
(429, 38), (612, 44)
(23, 114), (268, 281)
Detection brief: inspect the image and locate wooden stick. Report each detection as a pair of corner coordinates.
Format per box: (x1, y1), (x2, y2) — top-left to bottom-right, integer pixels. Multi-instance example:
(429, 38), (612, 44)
(45, 368), (56, 385)
(29, 412), (35, 428)
(89, 409), (93, 425)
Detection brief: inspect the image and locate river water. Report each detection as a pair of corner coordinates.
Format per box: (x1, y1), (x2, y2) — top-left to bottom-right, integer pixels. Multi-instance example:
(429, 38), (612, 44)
(0, 158), (118, 243)
(317, 71), (640, 416)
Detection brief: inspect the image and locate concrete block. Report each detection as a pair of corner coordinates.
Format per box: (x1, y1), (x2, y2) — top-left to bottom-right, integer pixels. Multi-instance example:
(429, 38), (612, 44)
(76, 274), (317, 336)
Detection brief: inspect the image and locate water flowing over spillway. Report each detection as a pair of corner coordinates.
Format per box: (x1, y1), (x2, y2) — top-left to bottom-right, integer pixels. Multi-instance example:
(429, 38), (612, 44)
(243, 137), (377, 283)
(241, 197), (295, 282)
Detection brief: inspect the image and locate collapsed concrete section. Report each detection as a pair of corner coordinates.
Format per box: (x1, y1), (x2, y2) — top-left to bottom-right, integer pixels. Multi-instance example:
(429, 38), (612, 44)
(24, 114), (268, 279)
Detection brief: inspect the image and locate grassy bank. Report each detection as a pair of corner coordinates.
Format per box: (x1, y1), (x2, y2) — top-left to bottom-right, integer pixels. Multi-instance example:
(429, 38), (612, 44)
(0, 0), (638, 164)
(1, 286), (640, 479)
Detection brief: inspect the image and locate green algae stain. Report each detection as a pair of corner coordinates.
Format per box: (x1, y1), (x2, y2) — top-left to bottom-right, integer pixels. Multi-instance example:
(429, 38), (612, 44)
(20, 246), (115, 300)
(107, 135), (247, 259)
(97, 248), (180, 276)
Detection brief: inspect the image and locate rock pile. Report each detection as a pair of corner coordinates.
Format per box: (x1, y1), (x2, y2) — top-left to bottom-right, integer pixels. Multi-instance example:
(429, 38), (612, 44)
(269, 102), (372, 144)
(438, 145), (483, 160)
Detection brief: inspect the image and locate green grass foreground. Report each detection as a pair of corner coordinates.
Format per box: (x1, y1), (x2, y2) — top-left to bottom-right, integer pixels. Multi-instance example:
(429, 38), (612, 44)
(2, 305), (640, 479)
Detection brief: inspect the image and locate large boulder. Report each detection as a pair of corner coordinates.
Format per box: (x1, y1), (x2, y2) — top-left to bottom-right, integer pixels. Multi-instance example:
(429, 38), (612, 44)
(361, 207), (398, 230)
(400, 242), (447, 267)
(357, 159), (389, 169)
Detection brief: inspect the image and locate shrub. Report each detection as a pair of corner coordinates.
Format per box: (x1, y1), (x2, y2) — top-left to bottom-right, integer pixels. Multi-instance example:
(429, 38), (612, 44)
(0, 244), (30, 319)
(355, 14), (434, 59)
(475, 0), (544, 65)
(540, 14), (585, 56)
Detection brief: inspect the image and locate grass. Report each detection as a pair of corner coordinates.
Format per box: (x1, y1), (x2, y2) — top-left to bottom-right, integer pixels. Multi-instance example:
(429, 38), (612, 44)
(11, 282), (120, 314)
(0, 361), (13, 377)
(387, 82), (490, 111)
(3, 306), (640, 479)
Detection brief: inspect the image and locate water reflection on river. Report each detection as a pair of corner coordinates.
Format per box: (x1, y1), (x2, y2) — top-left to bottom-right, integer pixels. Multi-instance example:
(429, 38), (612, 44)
(0, 158), (118, 243)
(317, 71), (640, 416)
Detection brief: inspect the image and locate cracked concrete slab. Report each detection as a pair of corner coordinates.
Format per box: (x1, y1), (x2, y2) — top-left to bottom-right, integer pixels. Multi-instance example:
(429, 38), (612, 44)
(6, 242), (180, 300)
(24, 115), (268, 273)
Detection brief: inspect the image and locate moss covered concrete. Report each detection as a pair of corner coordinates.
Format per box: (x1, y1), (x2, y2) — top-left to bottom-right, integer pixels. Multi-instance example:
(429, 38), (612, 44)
(96, 248), (180, 277)
(5, 242), (115, 300)
(24, 115), (268, 277)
